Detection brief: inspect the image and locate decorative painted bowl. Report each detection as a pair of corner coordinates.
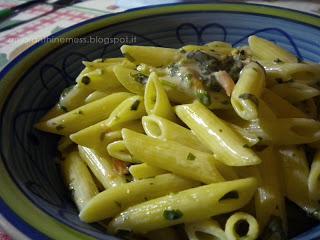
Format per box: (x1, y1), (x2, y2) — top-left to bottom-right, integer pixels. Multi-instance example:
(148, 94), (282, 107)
(0, 3), (319, 240)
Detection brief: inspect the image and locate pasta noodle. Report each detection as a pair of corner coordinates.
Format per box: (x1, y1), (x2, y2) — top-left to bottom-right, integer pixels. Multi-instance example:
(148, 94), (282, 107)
(35, 35), (320, 239)
(225, 212), (259, 240)
(185, 219), (227, 240)
(108, 178), (257, 234)
(79, 173), (199, 222)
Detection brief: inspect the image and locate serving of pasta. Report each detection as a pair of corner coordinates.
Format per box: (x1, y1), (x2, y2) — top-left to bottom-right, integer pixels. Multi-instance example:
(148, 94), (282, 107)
(35, 35), (320, 240)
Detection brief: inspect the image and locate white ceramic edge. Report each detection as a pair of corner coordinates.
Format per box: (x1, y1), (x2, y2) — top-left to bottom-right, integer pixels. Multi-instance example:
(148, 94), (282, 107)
(0, 214), (30, 240)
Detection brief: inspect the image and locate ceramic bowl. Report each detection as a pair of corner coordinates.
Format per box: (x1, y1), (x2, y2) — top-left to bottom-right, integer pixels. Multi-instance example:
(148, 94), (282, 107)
(0, 3), (319, 240)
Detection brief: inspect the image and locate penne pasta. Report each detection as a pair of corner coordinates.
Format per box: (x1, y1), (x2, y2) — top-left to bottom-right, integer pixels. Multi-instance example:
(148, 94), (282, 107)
(62, 151), (99, 211)
(122, 128), (225, 184)
(113, 65), (145, 95)
(248, 35), (297, 62)
(231, 62), (265, 120)
(142, 115), (210, 153)
(185, 219), (227, 240)
(175, 101), (261, 166)
(278, 146), (320, 218)
(262, 88), (307, 118)
(120, 45), (178, 67)
(255, 146), (287, 232)
(144, 72), (177, 122)
(78, 146), (126, 189)
(129, 163), (168, 180)
(270, 82), (320, 103)
(79, 173), (199, 222)
(35, 92), (132, 135)
(107, 140), (138, 163)
(108, 178), (258, 234)
(225, 212), (259, 240)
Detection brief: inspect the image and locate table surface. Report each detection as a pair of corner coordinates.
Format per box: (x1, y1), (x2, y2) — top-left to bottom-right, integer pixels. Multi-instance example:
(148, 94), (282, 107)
(0, 0), (319, 239)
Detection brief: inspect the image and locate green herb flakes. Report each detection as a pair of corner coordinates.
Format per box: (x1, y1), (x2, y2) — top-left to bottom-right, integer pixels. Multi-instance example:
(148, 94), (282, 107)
(163, 209), (183, 220)
(58, 104), (68, 112)
(114, 201), (122, 208)
(196, 90), (211, 106)
(187, 152), (196, 161)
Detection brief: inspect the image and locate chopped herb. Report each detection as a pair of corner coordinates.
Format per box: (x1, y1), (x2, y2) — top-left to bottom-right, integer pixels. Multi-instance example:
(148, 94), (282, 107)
(55, 125), (64, 131)
(78, 110), (83, 115)
(163, 209), (183, 220)
(238, 93), (259, 107)
(149, 182), (154, 185)
(258, 136), (263, 141)
(219, 129), (223, 133)
(196, 90), (211, 106)
(144, 197), (148, 201)
(130, 100), (140, 111)
(187, 152), (196, 161)
(130, 72), (148, 85)
(274, 58), (283, 64)
(219, 190), (239, 201)
(58, 104), (68, 112)
(124, 53), (135, 62)
(114, 201), (122, 208)
(99, 132), (105, 141)
(252, 67), (258, 72)
(179, 48), (186, 54)
(243, 144), (251, 148)
(81, 76), (91, 85)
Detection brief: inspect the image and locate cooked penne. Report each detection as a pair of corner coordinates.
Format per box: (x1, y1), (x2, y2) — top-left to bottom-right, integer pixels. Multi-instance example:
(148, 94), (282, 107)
(79, 173), (199, 222)
(255, 146), (287, 232)
(36, 36), (320, 239)
(248, 35), (297, 62)
(120, 45), (178, 67)
(262, 88), (307, 118)
(225, 212), (259, 240)
(129, 163), (168, 180)
(308, 151), (320, 201)
(62, 151), (99, 211)
(70, 120), (143, 154)
(231, 62), (265, 120)
(113, 65), (145, 95)
(175, 101), (261, 166)
(142, 115), (210, 152)
(77, 65), (123, 91)
(144, 72), (177, 121)
(35, 92), (132, 135)
(278, 146), (320, 218)
(107, 140), (137, 163)
(122, 128), (225, 183)
(108, 178), (258, 233)
(270, 82), (320, 103)
(185, 219), (227, 240)
(78, 146), (126, 189)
